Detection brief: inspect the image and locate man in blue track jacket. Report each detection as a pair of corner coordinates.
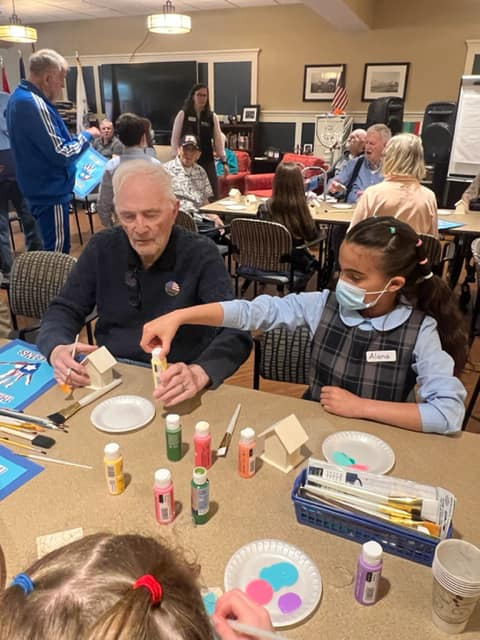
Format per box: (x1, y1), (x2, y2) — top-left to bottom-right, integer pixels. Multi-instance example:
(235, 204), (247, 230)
(6, 49), (99, 253)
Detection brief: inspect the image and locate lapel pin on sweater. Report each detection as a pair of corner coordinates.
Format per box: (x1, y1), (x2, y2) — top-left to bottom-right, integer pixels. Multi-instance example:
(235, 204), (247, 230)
(165, 281), (181, 296)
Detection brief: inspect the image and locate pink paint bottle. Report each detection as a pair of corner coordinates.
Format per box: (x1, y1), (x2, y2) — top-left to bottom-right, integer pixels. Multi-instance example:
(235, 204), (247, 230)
(194, 421), (212, 469)
(153, 468), (175, 524)
(354, 540), (383, 605)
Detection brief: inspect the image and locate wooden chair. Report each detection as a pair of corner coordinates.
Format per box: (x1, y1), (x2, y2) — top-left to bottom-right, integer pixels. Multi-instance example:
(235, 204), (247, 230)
(253, 326), (311, 390)
(230, 218), (323, 296)
(8, 251), (95, 344)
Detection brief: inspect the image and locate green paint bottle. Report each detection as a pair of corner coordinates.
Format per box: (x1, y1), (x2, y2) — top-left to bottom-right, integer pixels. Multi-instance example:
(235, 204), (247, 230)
(165, 414), (182, 462)
(191, 466), (209, 525)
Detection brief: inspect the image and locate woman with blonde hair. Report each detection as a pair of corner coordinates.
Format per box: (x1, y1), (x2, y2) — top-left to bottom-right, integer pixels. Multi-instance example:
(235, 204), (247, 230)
(349, 133), (438, 237)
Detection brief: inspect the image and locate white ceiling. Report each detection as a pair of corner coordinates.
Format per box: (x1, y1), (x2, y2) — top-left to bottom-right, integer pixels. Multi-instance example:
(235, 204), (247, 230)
(0, 0), (301, 24)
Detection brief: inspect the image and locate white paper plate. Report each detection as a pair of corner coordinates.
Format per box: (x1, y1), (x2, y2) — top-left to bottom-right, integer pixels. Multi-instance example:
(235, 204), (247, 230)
(322, 431), (395, 474)
(90, 395), (155, 433)
(332, 203), (353, 210)
(224, 539), (322, 627)
(223, 203), (246, 210)
(437, 209), (453, 216)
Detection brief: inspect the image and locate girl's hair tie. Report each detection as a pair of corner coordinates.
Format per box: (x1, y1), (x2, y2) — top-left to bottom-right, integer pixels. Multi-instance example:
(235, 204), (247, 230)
(133, 574), (163, 605)
(389, 226), (396, 235)
(11, 573), (35, 595)
(416, 238), (423, 247)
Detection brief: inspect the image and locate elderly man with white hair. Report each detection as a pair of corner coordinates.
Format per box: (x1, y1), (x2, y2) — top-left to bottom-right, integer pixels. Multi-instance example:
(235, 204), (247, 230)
(7, 48), (100, 253)
(37, 160), (251, 407)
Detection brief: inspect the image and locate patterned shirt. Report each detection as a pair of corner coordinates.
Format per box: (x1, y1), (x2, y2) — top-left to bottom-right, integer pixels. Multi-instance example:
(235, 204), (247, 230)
(164, 156), (213, 217)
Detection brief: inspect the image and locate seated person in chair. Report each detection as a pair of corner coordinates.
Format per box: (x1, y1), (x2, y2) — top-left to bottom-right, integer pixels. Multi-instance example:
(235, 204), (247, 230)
(92, 118), (123, 159)
(37, 160), (252, 407)
(215, 133), (238, 176)
(164, 134), (224, 233)
(334, 128), (366, 175)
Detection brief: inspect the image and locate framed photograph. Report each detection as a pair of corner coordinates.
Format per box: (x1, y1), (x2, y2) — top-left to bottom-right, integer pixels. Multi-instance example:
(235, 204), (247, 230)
(241, 105), (260, 123)
(302, 143), (313, 155)
(303, 64), (345, 102)
(362, 63), (410, 101)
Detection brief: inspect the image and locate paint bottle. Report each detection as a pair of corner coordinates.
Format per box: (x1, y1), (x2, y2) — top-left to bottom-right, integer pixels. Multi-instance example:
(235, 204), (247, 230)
(153, 468), (175, 524)
(194, 421), (212, 469)
(151, 346), (167, 388)
(103, 442), (125, 495)
(165, 413), (182, 461)
(238, 427), (256, 478)
(354, 540), (383, 605)
(191, 466), (210, 525)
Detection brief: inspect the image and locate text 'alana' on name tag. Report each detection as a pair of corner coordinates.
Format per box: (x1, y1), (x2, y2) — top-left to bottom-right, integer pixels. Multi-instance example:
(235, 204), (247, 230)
(366, 350), (397, 363)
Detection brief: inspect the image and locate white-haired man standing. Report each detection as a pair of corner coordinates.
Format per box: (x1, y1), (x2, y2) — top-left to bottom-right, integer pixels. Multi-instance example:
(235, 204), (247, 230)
(7, 48), (99, 253)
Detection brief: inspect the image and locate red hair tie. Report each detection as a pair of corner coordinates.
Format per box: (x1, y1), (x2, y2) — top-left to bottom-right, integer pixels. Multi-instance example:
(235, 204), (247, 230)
(133, 575), (163, 605)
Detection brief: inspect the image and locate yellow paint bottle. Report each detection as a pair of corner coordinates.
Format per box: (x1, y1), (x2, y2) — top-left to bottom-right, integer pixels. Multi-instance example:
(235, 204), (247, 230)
(151, 347), (168, 388)
(104, 442), (125, 495)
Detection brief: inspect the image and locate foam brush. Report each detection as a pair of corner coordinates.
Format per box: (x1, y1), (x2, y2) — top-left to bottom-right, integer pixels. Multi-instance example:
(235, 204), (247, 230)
(217, 403), (241, 457)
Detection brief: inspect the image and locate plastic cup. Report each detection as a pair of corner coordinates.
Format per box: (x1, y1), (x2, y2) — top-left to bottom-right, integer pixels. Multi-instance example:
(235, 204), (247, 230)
(431, 539), (480, 634)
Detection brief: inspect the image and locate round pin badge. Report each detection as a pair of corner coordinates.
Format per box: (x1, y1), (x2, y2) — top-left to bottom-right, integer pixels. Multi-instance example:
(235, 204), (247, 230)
(165, 281), (181, 296)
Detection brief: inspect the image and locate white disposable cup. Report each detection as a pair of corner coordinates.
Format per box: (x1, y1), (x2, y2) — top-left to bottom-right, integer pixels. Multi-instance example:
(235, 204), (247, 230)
(431, 539), (480, 634)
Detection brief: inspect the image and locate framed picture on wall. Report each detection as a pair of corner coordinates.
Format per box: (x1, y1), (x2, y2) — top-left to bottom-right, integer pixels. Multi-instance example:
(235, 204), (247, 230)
(362, 63), (410, 101)
(303, 64), (345, 102)
(241, 105), (260, 123)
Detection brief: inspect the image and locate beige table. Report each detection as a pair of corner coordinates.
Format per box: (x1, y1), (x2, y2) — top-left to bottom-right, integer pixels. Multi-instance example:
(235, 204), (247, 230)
(1, 364), (479, 638)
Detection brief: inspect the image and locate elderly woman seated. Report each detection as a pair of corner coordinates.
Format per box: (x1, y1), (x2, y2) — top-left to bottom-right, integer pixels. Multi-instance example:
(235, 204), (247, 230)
(349, 133), (438, 237)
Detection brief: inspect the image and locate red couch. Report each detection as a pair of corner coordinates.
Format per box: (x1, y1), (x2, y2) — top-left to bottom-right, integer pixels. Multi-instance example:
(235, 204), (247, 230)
(218, 150), (252, 198)
(245, 152), (328, 198)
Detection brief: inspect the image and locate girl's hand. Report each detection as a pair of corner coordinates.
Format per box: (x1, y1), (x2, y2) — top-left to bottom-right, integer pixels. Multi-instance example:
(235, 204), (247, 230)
(320, 386), (364, 418)
(140, 312), (181, 356)
(212, 589), (273, 640)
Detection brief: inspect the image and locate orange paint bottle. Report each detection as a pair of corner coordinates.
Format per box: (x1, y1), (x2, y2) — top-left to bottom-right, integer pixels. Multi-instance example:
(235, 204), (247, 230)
(238, 427), (256, 478)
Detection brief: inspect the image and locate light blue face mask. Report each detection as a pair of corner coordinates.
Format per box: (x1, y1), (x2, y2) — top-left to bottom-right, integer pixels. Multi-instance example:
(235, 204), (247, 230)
(335, 278), (392, 311)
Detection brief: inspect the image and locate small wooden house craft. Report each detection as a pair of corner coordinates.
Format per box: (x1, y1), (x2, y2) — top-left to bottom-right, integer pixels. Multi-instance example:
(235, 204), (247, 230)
(83, 346), (117, 389)
(258, 414), (309, 473)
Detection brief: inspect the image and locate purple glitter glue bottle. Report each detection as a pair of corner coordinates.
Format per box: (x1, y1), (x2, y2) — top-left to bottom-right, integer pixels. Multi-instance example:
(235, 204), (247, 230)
(354, 540), (383, 605)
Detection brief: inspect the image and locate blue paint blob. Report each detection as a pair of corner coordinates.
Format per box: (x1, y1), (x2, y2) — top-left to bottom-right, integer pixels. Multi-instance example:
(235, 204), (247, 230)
(260, 562), (299, 592)
(202, 592), (218, 615)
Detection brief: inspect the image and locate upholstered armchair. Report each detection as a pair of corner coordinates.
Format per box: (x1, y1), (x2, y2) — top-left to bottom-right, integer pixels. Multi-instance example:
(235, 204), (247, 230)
(218, 150), (252, 197)
(245, 152), (329, 198)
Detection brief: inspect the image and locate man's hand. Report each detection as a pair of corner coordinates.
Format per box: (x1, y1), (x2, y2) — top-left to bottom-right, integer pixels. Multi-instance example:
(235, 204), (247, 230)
(320, 386), (365, 418)
(207, 213), (225, 232)
(212, 589), (273, 640)
(86, 126), (101, 138)
(50, 342), (98, 388)
(328, 180), (346, 194)
(153, 362), (209, 406)
(223, 163), (230, 176)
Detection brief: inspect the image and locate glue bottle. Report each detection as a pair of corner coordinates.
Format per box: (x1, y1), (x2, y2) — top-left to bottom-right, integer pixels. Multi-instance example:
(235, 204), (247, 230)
(153, 468), (175, 524)
(165, 413), (182, 461)
(238, 427), (256, 478)
(104, 442), (125, 495)
(194, 421), (212, 469)
(191, 466), (210, 525)
(354, 540), (383, 605)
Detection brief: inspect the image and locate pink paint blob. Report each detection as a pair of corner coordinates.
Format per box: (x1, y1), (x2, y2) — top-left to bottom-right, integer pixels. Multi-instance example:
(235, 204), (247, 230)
(246, 579), (274, 605)
(278, 592), (302, 614)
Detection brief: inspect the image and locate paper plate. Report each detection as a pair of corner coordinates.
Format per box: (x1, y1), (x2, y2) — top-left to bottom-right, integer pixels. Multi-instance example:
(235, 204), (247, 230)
(332, 203), (353, 210)
(322, 431), (395, 474)
(224, 539), (322, 627)
(90, 395), (155, 433)
(223, 203), (246, 210)
(437, 209), (453, 216)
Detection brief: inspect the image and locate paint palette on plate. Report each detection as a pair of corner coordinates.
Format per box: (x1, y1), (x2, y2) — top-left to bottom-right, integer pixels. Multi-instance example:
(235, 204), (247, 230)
(224, 539), (322, 627)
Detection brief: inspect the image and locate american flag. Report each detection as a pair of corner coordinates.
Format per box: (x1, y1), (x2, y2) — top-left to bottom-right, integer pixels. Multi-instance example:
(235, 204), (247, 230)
(331, 67), (348, 113)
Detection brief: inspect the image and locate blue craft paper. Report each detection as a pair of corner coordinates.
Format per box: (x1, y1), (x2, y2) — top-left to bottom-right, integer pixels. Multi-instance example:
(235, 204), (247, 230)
(438, 219), (465, 231)
(74, 146), (108, 198)
(0, 445), (43, 500)
(0, 339), (56, 410)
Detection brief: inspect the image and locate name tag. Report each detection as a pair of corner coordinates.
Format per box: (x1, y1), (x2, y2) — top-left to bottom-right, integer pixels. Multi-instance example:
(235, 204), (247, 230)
(188, 116), (196, 122)
(201, 121), (209, 127)
(366, 350), (397, 363)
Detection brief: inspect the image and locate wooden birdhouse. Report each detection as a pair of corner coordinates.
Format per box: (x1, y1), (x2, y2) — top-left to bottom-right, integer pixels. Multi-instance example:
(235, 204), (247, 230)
(258, 414), (309, 473)
(83, 346), (117, 389)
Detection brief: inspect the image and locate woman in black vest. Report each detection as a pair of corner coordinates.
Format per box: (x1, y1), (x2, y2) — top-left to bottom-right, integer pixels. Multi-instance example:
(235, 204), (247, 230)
(171, 83), (228, 198)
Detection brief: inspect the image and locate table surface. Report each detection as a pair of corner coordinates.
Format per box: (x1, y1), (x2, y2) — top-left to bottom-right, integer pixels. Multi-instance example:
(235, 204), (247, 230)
(1, 362), (479, 638)
(200, 197), (480, 235)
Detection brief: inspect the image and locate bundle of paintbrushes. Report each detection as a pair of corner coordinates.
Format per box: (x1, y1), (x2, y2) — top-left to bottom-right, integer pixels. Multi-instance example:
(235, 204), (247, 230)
(301, 458), (456, 539)
(0, 408), (67, 432)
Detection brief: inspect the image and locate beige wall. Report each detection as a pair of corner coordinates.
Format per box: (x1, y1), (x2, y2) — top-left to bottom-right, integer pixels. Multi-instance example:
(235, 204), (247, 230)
(13, 2), (480, 113)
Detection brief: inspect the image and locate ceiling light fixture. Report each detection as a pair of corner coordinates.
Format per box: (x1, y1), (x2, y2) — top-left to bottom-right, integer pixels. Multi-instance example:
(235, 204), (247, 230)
(147, 1), (192, 35)
(0, 0), (37, 43)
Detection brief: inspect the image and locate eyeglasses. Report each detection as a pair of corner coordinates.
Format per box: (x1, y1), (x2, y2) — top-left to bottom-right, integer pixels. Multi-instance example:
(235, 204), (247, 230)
(125, 269), (141, 309)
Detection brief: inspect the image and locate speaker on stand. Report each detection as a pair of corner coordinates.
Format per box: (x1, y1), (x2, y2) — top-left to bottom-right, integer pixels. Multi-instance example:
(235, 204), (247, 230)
(420, 102), (456, 205)
(366, 97), (404, 135)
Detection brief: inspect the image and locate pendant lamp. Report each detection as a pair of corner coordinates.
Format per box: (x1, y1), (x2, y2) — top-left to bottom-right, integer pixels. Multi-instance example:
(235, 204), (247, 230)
(0, 0), (37, 43)
(148, 1), (192, 35)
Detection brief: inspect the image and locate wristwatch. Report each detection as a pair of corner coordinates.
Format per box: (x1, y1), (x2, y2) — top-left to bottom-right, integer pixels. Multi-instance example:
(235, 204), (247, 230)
(222, 160), (228, 165)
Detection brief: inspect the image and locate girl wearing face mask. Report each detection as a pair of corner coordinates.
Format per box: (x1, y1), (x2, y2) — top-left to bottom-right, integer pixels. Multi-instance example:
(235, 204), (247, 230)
(140, 217), (468, 435)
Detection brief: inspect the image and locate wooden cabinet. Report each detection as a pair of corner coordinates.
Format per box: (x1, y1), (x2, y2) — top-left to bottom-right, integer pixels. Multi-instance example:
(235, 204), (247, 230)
(221, 123), (257, 158)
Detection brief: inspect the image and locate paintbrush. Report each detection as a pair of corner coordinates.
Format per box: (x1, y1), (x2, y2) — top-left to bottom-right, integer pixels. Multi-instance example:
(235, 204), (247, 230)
(0, 408), (66, 431)
(47, 376), (122, 425)
(226, 620), (288, 640)
(22, 453), (93, 470)
(0, 420), (45, 432)
(0, 427), (55, 449)
(59, 333), (79, 399)
(217, 403), (241, 457)
(0, 436), (47, 454)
